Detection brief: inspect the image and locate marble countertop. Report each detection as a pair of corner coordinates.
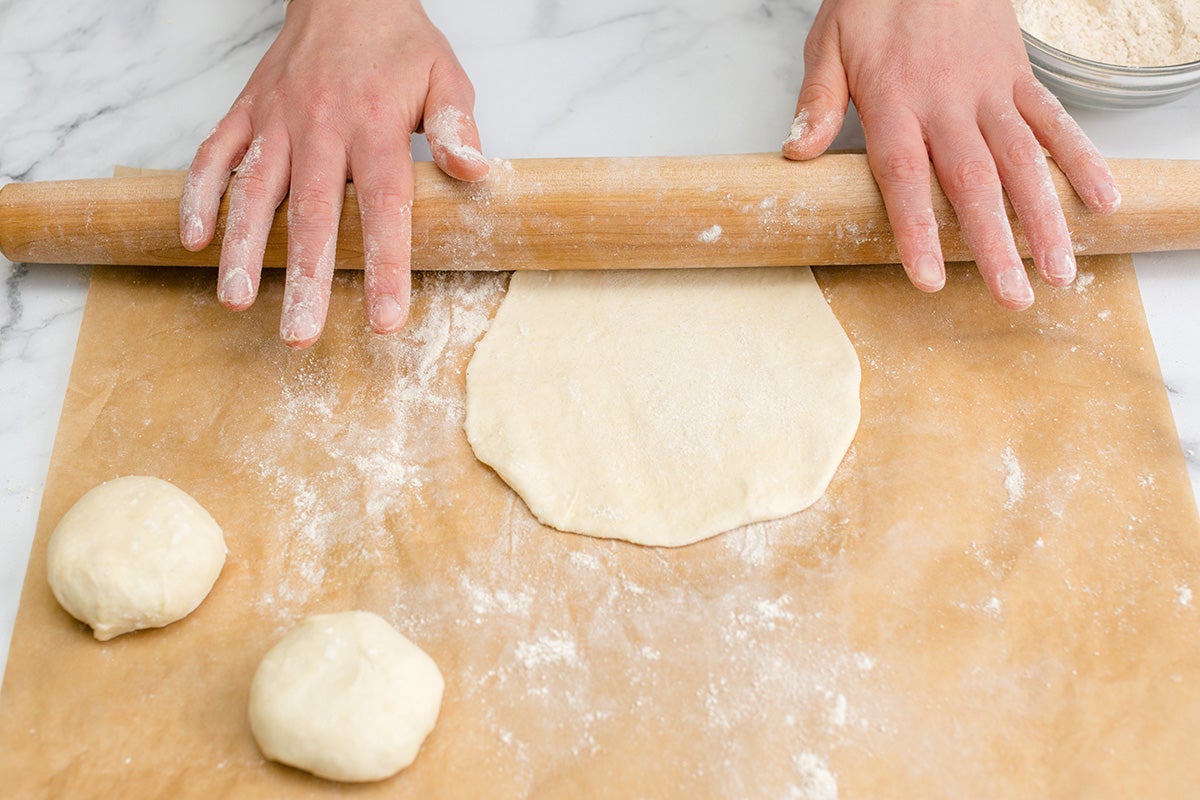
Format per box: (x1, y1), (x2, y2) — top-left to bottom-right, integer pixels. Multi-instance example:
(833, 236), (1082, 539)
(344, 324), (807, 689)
(2, 0), (1198, 672)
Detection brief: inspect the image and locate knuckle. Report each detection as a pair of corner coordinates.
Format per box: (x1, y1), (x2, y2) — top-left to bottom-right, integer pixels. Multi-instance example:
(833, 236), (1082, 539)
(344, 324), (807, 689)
(192, 134), (224, 168)
(945, 157), (999, 196)
(1003, 136), (1045, 169)
(1069, 148), (1104, 177)
(1042, 110), (1072, 139)
(802, 33), (821, 62)
(874, 149), (929, 187)
(287, 188), (339, 225)
(1014, 72), (1051, 108)
(434, 57), (476, 101)
(892, 216), (937, 247)
(302, 88), (339, 124)
(802, 27), (837, 65)
(231, 167), (275, 206)
(966, 222), (1015, 260)
(355, 92), (389, 126)
(798, 81), (838, 110)
(357, 184), (411, 218)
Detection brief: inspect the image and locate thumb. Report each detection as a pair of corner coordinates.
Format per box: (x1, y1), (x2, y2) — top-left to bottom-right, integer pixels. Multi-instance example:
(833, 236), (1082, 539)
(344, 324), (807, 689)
(782, 29), (850, 161)
(423, 61), (489, 182)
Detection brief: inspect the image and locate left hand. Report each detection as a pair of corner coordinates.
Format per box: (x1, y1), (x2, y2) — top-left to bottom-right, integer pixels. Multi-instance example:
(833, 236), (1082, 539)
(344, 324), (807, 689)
(179, 0), (487, 348)
(783, 0), (1121, 309)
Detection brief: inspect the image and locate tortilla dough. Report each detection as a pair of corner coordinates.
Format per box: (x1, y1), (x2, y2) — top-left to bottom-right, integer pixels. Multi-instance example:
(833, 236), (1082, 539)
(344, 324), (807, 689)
(464, 267), (861, 547)
(46, 475), (226, 640)
(248, 611), (444, 783)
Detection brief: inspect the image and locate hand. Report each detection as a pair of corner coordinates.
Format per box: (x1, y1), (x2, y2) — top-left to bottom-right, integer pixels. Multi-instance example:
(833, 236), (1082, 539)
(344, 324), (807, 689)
(783, 0), (1120, 309)
(180, 0), (488, 348)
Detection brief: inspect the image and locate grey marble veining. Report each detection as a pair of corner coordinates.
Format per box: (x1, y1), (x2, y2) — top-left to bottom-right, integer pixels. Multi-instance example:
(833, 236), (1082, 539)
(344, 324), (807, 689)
(1, 0), (1198, 676)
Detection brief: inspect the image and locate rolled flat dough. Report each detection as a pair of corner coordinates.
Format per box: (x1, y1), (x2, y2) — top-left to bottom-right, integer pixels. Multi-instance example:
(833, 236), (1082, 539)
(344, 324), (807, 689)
(464, 267), (861, 547)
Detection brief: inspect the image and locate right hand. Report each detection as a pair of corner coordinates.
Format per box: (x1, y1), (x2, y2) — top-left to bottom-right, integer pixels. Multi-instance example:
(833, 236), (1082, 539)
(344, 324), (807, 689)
(783, 0), (1120, 309)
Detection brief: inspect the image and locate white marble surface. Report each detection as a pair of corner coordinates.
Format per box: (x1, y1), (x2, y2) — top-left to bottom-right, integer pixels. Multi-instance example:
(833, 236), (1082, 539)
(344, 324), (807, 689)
(1, 0), (1197, 674)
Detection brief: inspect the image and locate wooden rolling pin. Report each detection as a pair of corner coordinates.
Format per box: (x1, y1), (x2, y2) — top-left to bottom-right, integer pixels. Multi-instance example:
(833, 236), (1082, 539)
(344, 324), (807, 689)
(1, 154), (1198, 270)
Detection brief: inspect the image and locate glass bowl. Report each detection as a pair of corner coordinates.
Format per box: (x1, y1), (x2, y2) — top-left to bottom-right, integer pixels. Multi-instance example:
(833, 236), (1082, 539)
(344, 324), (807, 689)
(1022, 30), (1200, 110)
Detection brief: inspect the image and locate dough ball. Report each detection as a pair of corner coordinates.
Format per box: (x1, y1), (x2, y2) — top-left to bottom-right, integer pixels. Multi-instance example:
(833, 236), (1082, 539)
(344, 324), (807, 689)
(464, 267), (861, 547)
(46, 475), (226, 641)
(248, 611), (444, 783)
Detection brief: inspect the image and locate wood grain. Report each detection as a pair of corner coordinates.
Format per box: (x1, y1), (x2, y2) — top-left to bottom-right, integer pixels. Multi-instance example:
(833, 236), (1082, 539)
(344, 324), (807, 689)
(2, 154), (1198, 270)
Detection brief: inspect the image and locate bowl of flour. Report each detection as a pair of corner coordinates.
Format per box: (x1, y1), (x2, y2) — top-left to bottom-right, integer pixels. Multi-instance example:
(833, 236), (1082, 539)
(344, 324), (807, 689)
(1014, 0), (1200, 108)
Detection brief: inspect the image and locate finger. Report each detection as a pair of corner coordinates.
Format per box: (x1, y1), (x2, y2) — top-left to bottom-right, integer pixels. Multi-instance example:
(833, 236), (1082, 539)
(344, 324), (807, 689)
(181, 109), (252, 251)
(218, 132), (291, 310)
(980, 102), (1075, 288)
(782, 23), (849, 161)
(928, 120), (1033, 310)
(863, 109), (945, 292)
(349, 130), (414, 334)
(1015, 75), (1120, 214)
(281, 134), (347, 348)
(424, 62), (488, 182)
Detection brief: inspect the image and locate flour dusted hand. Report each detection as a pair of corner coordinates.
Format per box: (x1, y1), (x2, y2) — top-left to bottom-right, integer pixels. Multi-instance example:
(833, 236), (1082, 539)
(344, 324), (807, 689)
(785, 0), (1121, 309)
(180, 0), (487, 348)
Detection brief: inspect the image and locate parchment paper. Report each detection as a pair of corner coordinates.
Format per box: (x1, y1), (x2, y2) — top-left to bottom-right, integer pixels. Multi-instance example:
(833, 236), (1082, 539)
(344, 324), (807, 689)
(1, 192), (1198, 797)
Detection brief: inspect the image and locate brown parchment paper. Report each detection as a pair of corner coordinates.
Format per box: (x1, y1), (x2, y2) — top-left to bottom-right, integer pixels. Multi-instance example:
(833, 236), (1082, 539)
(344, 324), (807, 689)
(2, 194), (1199, 797)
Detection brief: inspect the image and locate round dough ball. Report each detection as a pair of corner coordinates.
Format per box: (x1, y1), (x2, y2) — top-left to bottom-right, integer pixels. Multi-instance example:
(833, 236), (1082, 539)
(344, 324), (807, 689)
(464, 267), (861, 547)
(46, 475), (226, 641)
(248, 611), (444, 783)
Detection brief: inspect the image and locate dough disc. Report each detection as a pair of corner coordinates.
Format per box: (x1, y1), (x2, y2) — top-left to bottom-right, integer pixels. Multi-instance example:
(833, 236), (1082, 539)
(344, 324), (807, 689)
(46, 475), (226, 640)
(464, 267), (861, 547)
(248, 611), (444, 783)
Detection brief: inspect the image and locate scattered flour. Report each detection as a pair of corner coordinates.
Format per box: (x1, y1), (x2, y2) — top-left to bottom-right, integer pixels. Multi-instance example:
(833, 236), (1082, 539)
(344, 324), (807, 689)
(1014, 0), (1200, 66)
(829, 693), (848, 727)
(790, 752), (839, 800)
(1178, 585), (1194, 607)
(515, 631), (580, 668)
(229, 269), (891, 794)
(1001, 446), (1027, 510)
(240, 272), (502, 615)
(698, 223), (723, 243)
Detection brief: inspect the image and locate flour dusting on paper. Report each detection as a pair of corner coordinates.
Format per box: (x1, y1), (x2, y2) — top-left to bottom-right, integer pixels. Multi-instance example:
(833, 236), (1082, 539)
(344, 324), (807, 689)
(220, 270), (887, 794)
(1001, 446), (1026, 509)
(236, 272), (503, 614)
(793, 751), (839, 800)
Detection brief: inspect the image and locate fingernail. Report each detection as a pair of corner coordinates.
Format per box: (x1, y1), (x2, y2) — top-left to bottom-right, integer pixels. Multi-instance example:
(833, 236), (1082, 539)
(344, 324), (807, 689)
(1095, 181), (1121, 211)
(218, 267), (253, 307)
(914, 254), (945, 291)
(372, 294), (406, 332)
(1045, 247), (1076, 283)
(281, 307), (319, 344)
(783, 109), (810, 147)
(183, 214), (204, 249)
(451, 143), (488, 165)
(999, 267), (1035, 306)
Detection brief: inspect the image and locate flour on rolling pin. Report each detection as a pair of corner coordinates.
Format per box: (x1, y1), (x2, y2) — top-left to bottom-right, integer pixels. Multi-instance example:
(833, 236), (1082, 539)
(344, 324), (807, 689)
(5, 156), (1200, 273)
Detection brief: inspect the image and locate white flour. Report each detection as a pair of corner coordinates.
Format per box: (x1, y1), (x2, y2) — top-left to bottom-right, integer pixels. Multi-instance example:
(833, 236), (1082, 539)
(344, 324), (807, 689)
(1014, 0), (1200, 66)
(1001, 445), (1027, 509)
(228, 271), (880, 795)
(791, 752), (839, 800)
